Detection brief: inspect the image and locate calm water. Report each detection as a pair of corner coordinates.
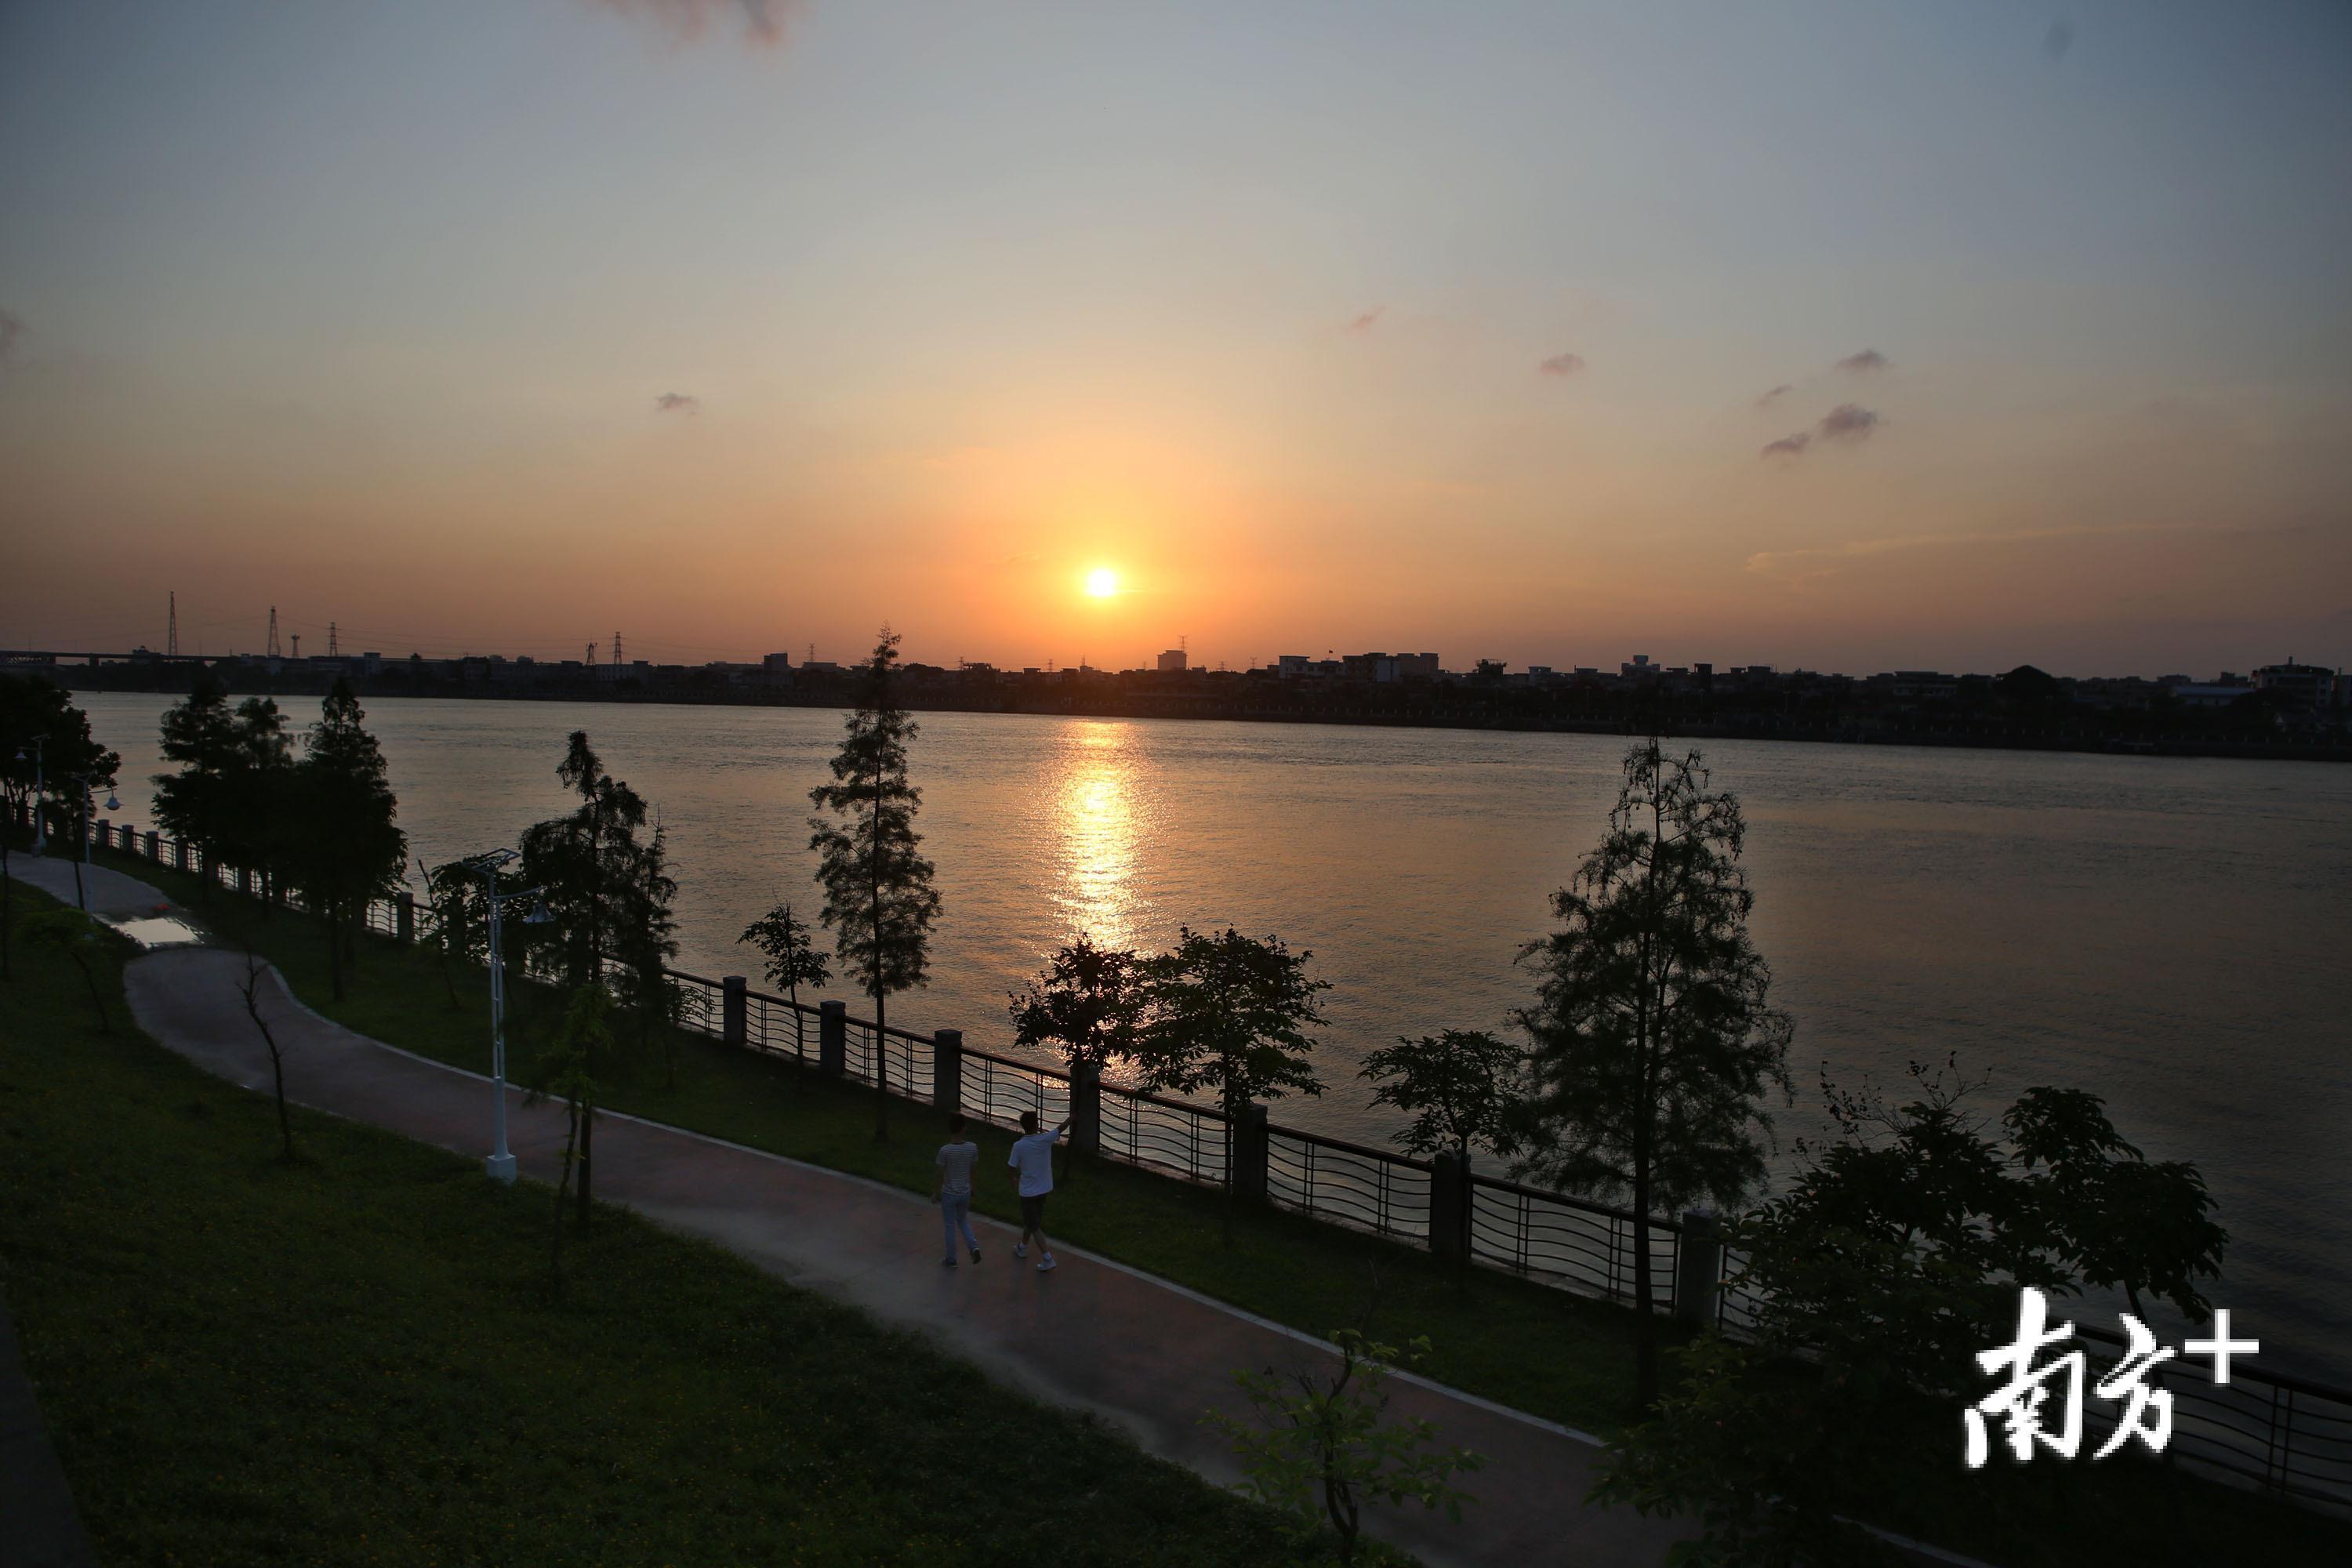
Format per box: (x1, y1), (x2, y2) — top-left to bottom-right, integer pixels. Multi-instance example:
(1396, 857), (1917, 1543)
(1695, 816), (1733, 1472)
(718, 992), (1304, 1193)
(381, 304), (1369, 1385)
(75, 693), (2352, 1379)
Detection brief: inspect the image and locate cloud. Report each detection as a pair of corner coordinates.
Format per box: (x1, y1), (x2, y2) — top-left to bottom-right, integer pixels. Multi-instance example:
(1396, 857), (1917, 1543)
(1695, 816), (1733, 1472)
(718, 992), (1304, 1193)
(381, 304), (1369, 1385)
(1747, 521), (2177, 583)
(1760, 433), (1811, 459)
(1345, 307), (1385, 334)
(590, 0), (795, 48)
(1537, 350), (1585, 377)
(2045, 20), (2074, 61)
(1817, 403), (1881, 441)
(1835, 347), (1889, 373)
(0, 308), (21, 361)
(654, 391), (701, 413)
(1756, 383), (1792, 407)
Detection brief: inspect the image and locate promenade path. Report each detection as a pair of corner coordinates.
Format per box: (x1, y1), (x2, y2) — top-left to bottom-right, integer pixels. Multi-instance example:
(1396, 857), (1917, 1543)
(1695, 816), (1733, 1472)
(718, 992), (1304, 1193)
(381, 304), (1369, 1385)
(20, 854), (1688, 1566)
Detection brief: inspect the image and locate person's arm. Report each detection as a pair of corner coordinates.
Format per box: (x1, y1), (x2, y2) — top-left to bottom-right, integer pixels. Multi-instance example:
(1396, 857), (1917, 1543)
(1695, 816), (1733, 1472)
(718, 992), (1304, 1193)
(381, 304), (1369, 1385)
(1055, 1116), (1073, 1141)
(931, 1148), (945, 1203)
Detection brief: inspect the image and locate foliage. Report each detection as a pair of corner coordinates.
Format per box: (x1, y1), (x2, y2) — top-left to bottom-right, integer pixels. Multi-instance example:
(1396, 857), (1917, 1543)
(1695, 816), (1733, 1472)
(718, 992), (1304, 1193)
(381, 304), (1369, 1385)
(286, 680), (408, 1001)
(1, 673), (118, 980)
(808, 628), (942, 1141)
(1204, 1330), (1483, 1566)
(1358, 1029), (1522, 1161)
(535, 984), (615, 1283)
(1508, 739), (1793, 1403)
(739, 899), (829, 1058)
(216, 695), (298, 904)
(153, 673), (238, 885)
(1595, 1060), (2234, 1566)
(1009, 934), (1145, 1186)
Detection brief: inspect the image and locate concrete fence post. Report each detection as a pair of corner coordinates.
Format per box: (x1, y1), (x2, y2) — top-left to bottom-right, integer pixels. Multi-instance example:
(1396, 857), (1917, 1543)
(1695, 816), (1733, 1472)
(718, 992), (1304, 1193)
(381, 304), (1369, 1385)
(1429, 1150), (1471, 1265)
(931, 1028), (964, 1112)
(395, 891), (416, 943)
(818, 1000), (847, 1077)
(722, 976), (747, 1048)
(143, 829), (160, 862)
(1069, 1060), (1102, 1156)
(174, 837), (192, 872)
(1233, 1102), (1270, 1205)
(235, 866), (253, 898)
(1675, 1208), (1724, 1327)
(95, 818), (111, 851)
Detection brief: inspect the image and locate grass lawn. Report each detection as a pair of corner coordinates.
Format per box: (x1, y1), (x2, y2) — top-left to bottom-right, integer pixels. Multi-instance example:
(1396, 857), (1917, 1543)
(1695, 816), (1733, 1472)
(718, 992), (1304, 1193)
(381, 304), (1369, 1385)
(0, 884), (1315, 1567)
(69, 844), (2352, 1567)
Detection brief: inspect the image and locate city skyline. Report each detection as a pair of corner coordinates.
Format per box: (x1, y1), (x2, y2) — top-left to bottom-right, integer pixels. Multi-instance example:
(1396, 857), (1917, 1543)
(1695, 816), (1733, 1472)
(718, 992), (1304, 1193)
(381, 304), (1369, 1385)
(4, 2), (2350, 677)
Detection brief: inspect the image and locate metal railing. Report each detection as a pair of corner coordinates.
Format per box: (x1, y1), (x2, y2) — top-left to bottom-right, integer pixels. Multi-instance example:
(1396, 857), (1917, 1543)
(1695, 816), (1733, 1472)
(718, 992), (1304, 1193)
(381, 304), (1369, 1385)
(77, 814), (2352, 1514)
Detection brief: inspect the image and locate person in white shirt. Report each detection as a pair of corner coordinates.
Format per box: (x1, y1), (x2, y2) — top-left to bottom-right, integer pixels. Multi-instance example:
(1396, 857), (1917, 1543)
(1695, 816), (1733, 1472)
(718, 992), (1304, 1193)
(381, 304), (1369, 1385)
(934, 1114), (982, 1268)
(1007, 1110), (1071, 1272)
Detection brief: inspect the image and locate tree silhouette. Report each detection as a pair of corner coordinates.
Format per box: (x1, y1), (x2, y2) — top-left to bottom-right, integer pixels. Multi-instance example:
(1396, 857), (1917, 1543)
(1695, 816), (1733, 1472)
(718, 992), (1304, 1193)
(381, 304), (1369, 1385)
(739, 900), (829, 1062)
(809, 629), (942, 1143)
(1, 675), (117, 982)
(1508, 739), (1792, 1408)
(1359, 1029), (1521, 1163)
(289, 681), (407, 1003)
(1008, 934), (1145, 1187)
(154, 673), (238, 897)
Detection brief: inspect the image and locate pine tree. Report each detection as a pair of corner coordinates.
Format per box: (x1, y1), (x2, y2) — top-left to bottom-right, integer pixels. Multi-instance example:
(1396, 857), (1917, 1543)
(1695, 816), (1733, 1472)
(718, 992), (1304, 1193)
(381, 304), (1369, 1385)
(290, 680), (407, 1003)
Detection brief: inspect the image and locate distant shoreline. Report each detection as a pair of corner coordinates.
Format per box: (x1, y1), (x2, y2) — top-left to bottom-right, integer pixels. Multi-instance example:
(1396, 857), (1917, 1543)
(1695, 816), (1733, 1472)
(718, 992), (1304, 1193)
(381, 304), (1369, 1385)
(49, 668), (2351, 764)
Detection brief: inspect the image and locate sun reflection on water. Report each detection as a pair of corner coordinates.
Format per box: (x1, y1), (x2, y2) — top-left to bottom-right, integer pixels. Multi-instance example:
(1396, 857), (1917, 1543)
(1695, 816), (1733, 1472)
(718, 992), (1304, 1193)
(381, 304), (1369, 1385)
(1051, 722), (1147, 953)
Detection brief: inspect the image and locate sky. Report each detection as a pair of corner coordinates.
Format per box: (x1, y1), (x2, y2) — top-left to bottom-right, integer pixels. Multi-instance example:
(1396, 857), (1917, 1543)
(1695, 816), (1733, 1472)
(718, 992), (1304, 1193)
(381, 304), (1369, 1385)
(2, 0), (2348, 678)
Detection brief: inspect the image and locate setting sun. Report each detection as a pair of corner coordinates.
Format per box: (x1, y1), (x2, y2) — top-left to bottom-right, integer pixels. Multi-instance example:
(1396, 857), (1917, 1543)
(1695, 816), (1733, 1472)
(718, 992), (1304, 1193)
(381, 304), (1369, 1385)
(1084, 568), (1120, 599)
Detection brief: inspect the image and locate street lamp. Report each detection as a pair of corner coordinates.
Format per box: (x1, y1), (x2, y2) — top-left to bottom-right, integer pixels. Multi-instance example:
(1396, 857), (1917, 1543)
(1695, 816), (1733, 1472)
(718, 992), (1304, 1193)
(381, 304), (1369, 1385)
(14, 735), (48, 854)
(469, 848), (554, 1184)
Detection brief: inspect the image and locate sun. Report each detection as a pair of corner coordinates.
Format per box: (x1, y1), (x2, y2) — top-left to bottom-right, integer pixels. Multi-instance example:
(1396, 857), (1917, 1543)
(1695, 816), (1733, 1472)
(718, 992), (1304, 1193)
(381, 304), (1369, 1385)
(1084, 567), (1120, 598)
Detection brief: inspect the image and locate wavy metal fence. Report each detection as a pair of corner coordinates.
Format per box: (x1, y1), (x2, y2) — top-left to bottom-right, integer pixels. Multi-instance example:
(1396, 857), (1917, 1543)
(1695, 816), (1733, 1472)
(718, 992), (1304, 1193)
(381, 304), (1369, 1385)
(58, 811), (2352, 1515)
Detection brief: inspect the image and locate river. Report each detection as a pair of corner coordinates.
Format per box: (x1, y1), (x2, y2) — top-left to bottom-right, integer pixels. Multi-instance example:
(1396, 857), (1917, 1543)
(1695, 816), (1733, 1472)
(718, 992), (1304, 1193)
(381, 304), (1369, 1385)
(70, 691), (2352, 1381)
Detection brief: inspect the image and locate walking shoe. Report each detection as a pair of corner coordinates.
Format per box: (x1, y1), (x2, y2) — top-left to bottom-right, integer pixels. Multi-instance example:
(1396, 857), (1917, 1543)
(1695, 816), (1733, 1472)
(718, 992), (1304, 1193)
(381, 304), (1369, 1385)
(1014, 1243), (1026, 1259)
(942, 1257), (957, 1268)
(971, 1247), (982, 1264)
(1036, 1254), (1058, 1272)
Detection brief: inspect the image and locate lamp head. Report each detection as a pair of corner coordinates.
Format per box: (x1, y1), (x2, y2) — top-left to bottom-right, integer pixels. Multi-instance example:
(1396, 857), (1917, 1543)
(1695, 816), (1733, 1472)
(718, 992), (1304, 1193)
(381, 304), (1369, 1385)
(105, 792), (122, 811)
(524, 897), (554, 927)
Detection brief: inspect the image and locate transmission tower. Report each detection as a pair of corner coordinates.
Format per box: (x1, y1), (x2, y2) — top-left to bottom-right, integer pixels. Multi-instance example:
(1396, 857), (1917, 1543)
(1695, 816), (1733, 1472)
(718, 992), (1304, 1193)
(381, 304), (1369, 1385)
(586, 641), (597, 666)
(267, 606), (281, 659)
(807, 641), (815, 665)
(327, 622), (339, 657)
(167, 591), (178, 657)
(612, 631), (623, 666)
(290, 633), (301, 659)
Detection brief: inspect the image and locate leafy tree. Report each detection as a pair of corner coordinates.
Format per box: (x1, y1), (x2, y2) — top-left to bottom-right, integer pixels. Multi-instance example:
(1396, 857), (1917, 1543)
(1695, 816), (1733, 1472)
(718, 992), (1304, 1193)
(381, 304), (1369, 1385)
(154, 673), (239, 896)
(1595, 1061), (2230, 1566)
(1508, 739), (1793, 1406)
(1131, 926), (1328, 1239)
(809, 629), (942, 1143)
(519, 731), (677, 1212)
(1008, 934), (1145, 1187)
(1359, 1029), (1521, 1163)
(533, 985), (614, 1293)
(1, 675), (118, 982)
(220, 696), (296, 911)
(288, 681), (407, 1002)
(739, 900), (830, 1061)
(1203, 1330), (1483, 1567)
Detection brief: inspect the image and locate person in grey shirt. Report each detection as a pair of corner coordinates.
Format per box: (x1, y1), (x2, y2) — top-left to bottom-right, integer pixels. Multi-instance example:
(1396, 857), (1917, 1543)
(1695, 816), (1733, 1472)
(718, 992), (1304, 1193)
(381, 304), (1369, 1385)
(934, 1114), (982, 1267)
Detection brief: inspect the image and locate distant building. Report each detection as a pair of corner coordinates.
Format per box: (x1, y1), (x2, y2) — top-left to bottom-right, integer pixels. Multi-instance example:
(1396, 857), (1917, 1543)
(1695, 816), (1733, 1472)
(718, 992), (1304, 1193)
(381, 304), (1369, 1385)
(1277, 655), (1313, 679)
(762, 651), (793, 672)
(2254, 660), (2336, 710)
(1157, 648), (1188, 673)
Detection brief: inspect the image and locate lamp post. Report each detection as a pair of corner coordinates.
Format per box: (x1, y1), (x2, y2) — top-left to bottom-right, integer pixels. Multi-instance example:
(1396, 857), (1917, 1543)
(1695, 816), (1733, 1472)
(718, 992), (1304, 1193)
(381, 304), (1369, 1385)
(13, 735), (47, 854)
(469, 848), (553, 1184)
(62, 771), (116, 912)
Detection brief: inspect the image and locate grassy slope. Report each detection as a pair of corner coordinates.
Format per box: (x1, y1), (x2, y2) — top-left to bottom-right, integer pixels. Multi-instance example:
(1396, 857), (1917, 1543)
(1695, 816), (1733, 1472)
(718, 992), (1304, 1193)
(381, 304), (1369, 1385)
(75, 847), (2352, 1567)
(0, 886), (1311, 1568)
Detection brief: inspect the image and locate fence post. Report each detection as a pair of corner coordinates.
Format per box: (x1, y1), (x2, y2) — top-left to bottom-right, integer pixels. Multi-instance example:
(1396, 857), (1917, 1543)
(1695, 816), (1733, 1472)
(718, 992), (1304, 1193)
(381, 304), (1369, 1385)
(722, 976), (748, 1047)
(393, 891), (415, 943)
(1234, 1102), (1269, 1205)
(96, 818), (111, 851)
(174, 837), (191, 872)
(818, 1000), (846, 1077)
(1069, 1061), (1102, 1156)
(235, 866), (253, 898)
(1675, 1208), (1723, 1327)
(143, 829), (160, 862)
(1429, 1150), (1471, 1264)
(932, 1029), (964, 1111)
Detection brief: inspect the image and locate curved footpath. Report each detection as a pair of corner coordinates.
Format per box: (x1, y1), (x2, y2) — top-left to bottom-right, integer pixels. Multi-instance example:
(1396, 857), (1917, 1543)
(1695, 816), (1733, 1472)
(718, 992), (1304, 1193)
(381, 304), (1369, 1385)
(8, 855), (1693, 1565)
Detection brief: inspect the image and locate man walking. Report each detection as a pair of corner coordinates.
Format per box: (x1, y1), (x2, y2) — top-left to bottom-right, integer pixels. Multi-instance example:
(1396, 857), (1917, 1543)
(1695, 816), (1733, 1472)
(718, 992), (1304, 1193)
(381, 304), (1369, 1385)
(1009, 1109), (1071, 1272)
(935, 1114), (982, 1267)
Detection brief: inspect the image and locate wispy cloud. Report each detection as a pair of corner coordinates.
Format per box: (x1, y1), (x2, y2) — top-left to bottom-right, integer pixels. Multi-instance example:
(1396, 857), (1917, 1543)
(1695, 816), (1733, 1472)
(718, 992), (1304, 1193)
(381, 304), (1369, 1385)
(1537, 350), (1585, 377)
(1835, 347), (1889, 373)
(1747, 521), (2173, 583)
(2045, 20), (2074, 61)
(590, 0), (795, 48)
(1760, 433), (1811, 459)
(1756, 383), (1792, 407)
(1345, 306), (1385, 335)
(0, 308), (22, 361)
(654, 391), (701, 413)
(1818, 403), (1880, 441)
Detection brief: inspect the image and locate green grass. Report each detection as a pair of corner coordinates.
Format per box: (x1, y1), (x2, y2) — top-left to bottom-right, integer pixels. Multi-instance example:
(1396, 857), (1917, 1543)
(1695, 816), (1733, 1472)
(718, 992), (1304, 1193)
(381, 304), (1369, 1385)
(67, 845), (2352, 1567)
(0, 884), (1312, 1567)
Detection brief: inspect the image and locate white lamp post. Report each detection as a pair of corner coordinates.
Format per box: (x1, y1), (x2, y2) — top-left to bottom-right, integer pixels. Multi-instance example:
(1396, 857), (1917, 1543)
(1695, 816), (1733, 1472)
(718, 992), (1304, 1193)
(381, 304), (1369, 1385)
(13, 735), (47, 854)
(470, 848), (553, 1183)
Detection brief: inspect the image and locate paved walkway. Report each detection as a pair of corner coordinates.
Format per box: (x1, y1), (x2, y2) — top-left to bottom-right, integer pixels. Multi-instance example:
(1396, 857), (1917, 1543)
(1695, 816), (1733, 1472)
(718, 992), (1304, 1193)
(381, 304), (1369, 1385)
(87, 882), (1687, 1566)
(9, 853), (180, 923)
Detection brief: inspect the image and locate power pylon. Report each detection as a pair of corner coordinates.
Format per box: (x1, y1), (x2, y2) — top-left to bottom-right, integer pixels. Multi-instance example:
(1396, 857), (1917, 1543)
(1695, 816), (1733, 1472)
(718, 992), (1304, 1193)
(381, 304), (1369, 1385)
(586, 641), (597, 667)
(267, 606), (281, 659)
(167, 591), (178, 657)
(612, 631), (623, 666)
(327, 622), (339, 657)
